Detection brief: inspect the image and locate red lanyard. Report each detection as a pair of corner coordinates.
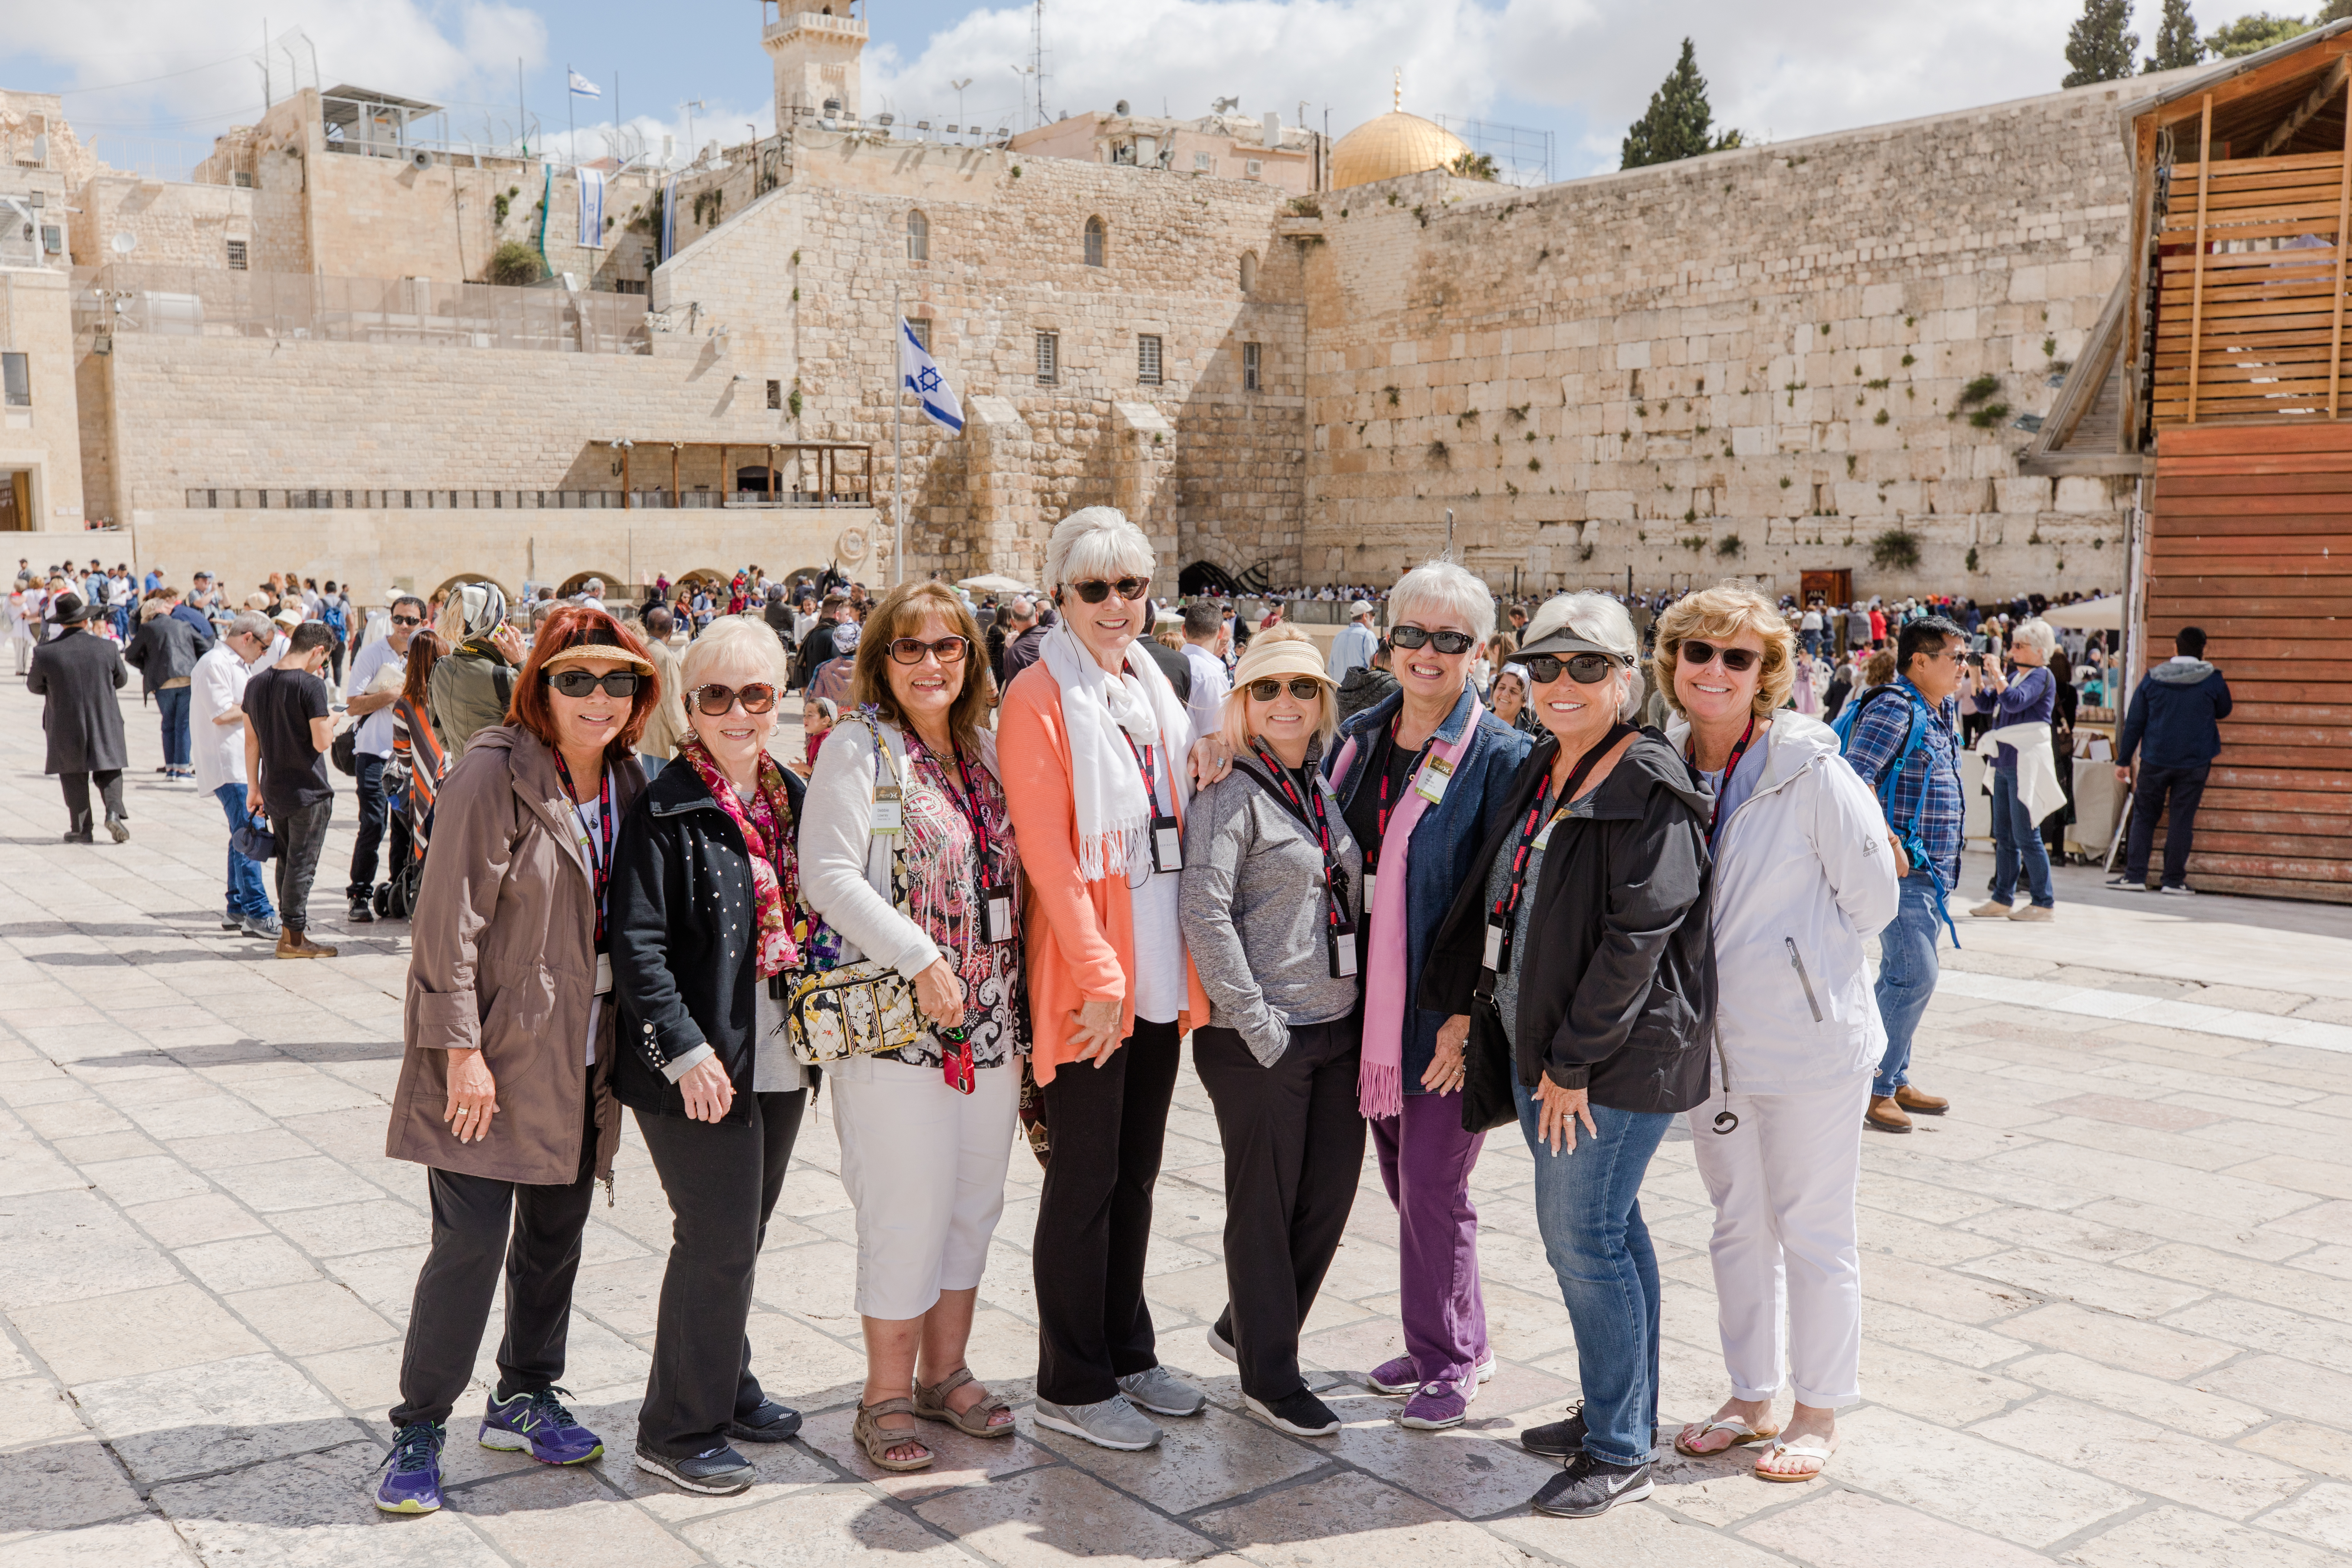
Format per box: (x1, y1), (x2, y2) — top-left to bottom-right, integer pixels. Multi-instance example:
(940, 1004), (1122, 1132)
(1248, 738), (1350, 940)
(1121, 733), (1163, 816)
(551, 751), (614, 945)
(1692, 713), (1758, 845)
(1484, 723), (1630, 978)
(1369, 722), (1438, 869)
(906, 734), (989, 1097)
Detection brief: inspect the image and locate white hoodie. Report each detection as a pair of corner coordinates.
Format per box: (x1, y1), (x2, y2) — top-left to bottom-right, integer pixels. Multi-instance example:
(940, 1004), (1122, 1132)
(1666, 710), (1901, 1095)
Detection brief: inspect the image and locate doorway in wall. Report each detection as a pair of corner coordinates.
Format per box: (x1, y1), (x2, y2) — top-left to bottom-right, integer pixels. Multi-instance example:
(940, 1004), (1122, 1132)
(0, 472), (28, 530)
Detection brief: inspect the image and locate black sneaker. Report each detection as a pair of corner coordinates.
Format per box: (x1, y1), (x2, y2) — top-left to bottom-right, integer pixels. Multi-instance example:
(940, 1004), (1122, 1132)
(1245, 1387), (1340, 1437)
(1520, 1401), (1587, 1460)
(1530, 1452), (1653, 1518)
(1206, 1308), (1238, 1364)
(635, 1443), (755, 1495)
(728, 1398), (803, 1443)
(347, 896), (376, 924)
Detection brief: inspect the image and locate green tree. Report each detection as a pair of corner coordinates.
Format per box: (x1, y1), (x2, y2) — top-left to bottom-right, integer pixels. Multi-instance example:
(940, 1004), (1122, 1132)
(2320, 0), (2352, 23)
(2205, 11), (2309, 57)
(1621, 39), (1743, 170)
(2143, 0), (2205, 71)
(2063, 0), (2139, 87)
(1449, 150), (1497, 180)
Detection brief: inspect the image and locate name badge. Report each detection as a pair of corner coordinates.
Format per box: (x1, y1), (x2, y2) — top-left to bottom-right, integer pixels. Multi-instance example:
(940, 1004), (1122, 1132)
(594, 953), (613, 996)
(1482, 919), (1506, 972)
(1532, 810), (1564, 851)
(1151, 815), (1184, 873)
(1360, 869), (1376, 916)
(871, 783), (903, 835)
(1330, 928), (1359, 979)
(1414, 754), (1454, 805)
(1327, 872), (1356, 936)
(983, 883), (1015, 944)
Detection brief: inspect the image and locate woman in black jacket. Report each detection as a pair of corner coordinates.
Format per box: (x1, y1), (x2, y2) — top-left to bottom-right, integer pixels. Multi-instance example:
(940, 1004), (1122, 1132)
(1419, 593), (1714, 1522)
(610, 619), (812, 1496)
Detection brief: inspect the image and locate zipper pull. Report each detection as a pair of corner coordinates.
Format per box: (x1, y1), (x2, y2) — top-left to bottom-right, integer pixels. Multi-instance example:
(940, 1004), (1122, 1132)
(603, 1172), (615, 1208)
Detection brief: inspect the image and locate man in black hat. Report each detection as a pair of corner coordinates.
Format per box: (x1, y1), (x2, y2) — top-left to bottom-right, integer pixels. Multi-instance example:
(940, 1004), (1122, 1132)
(25, 593), (131, 843)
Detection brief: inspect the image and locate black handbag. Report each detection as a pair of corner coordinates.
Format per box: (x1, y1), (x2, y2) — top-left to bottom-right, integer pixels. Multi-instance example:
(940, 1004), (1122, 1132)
(330, 723), (358, 776)
(230, 811), (276, 862)
(1459, 990), (1521, 1133)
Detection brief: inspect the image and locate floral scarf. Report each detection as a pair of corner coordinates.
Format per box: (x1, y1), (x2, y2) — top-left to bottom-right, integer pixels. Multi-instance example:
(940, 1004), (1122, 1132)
(677, 735), (804, 977)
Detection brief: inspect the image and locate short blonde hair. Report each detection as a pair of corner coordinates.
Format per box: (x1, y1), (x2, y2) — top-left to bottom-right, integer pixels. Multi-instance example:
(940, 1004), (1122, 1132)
(1654, 583), (1796, 721)
(680, 615), (786, 692)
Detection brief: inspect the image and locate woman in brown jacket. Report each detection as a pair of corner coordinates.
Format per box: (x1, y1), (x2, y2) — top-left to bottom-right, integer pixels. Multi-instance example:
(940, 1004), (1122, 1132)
(376, 606), (660, 1516)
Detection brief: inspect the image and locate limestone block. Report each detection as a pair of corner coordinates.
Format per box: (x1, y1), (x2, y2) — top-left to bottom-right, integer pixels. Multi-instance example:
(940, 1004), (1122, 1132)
(2054, 475), (2111, 513)
(1996, 477), (2054, 513)
(1616, 340), (1651, 370)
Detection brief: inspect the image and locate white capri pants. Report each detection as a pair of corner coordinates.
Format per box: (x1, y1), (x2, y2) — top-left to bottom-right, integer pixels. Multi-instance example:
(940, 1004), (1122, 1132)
(1686, 1074), (1870, 1410)
(830, 1054), (1021, 1320)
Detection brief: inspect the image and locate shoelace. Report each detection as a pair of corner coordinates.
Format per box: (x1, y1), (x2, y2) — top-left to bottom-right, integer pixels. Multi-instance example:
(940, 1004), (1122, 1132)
(513, 1385), (581, 1431)
(385, 1423), (442, 1473)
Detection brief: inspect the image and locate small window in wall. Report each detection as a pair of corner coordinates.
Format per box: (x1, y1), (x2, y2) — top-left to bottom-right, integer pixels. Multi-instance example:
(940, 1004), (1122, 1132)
(1138, 334), (1163, 385)
(233, 170), (253, 188)
(1243, 341), (1261, 393)
(1193, 152), (1212, 171)
(1245, 159), (1263, 178)
(766, 378), (782, 410)
(1239, 251), (1258, 294)
(226, 239), (248, 271)
(2, 353), (28, 408)
(1083, 216), (1105, 267)
(40, 225), (61, 255)
(906, 317), (933, 352)
(1036, 330), (1059, 385)
(907, 208), (929, 262)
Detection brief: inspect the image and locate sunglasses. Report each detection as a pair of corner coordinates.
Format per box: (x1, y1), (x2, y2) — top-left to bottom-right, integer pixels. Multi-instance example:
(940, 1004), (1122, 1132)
(1388, 625), (1477, 655)
(691, 682), (779, 716)
(1069, 577), (1151, 604)
(547, 668), (644, 699)
(889, 635), (969, 665)
(1678, 639), (1762, 673)
(1526, 651), (1625, 685)
(390, 615), (423, 627)
(1246, 677), (1325, 702)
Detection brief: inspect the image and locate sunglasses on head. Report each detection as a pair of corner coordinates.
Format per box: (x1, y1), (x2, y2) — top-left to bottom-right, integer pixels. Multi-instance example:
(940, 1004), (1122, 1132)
(546, 668), (644, 699)
(1388, 624), (1477, 656)
(691, 683), (778, 716)
(1246, 677), (1324, 702)
(1678, 639), (1762, 673)
(1526, 651), (1625, 685)
(1068, 577), (1151, 604)
(889, 635), (969, 665)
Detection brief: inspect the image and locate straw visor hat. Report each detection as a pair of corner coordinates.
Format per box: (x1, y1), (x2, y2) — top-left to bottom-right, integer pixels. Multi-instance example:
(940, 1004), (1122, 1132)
(1231, 623), (1333, 689)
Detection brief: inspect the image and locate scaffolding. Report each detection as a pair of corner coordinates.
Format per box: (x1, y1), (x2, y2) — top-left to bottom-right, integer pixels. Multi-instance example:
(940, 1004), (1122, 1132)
(1434, 115), (1554, 188)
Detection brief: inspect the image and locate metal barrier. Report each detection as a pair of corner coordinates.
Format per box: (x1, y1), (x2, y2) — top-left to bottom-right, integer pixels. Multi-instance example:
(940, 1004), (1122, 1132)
(180, 487), (872, 510)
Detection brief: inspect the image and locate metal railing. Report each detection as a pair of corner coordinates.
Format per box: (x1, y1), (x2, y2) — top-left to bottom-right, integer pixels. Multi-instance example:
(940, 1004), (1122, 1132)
(180, 487), (872, 510)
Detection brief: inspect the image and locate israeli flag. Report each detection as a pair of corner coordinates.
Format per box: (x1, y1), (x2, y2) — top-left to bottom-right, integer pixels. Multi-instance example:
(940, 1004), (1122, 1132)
(899, 318), (963, 434)
(577, 166), (605, 249)
(568, 70), (601, 99)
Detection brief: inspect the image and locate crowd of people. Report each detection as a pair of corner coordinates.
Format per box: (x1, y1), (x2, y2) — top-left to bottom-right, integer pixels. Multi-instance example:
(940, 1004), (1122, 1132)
(14, 528), (2240, 1526)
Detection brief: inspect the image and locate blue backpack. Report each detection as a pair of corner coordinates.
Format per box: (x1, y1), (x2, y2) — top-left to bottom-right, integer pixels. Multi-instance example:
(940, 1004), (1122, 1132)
(1835, 682), (1960, 942)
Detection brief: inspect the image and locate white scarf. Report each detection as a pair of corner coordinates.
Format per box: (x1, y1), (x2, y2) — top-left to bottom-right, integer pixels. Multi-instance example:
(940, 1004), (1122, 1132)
(1040, 618), (1194, 881)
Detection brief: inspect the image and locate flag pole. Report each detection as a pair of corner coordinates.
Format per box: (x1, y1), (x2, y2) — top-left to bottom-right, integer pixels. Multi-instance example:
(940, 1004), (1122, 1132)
(892, 285), (906, 586)
(565, 63), (576, 167)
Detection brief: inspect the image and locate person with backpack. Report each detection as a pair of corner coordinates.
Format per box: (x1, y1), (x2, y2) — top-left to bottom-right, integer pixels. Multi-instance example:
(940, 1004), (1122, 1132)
(1836, 615), (1970, 1136)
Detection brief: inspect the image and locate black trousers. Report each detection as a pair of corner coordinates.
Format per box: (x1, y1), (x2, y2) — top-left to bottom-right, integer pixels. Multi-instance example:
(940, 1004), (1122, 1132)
(348, 755), (412, 900)
(633, 1089), (806, 1458)
(1193, 1016), (1366, 1400)
(58, 771), (125, 836)
(1033, 1017), (1181, 1406)
(2127, 762), (2210, 889)
(391, 1097), (599, 1428)
(271, 798), (332, 933)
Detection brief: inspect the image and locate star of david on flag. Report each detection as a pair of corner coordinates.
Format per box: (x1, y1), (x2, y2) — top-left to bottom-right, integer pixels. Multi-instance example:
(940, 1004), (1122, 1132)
(899, 318), (964, 434)
(568, 70), (602, 99)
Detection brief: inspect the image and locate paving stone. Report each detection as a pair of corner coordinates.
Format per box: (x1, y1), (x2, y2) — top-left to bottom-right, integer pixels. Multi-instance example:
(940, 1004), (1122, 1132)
(151, 1441), (508, 1567)
(1204, 1470), (1529, 1565)
(0, 1515), (193, 1567)
(13, 1281), (267, 1384)
(2197, 1353), (2352, 1428)
(682, 1484), (982, 1565)
(0, 1440), (147, 1533)
(1030, 1400), (1327, 1516)
(916, 1466), (1218, 1565)
(1992, 1301), (2238, 1377)
(175, 1233), (322, 1295)
(2064, 1503), (2346, 1568)
(0, 1377), (90, 1454)
(1971, 1393), (2307, 1520)
(1826, 1405), (2138, 1547)
(225, 1280), (399, 1358)
(72, 1350), (365, 1487)
(2237, 1419), (2352, 1483)
(0, 1187), (181, 1311)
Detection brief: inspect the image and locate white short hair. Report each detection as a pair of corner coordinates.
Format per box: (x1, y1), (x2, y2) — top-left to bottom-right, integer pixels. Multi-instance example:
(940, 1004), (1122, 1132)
(1388, 559), (1496, 643)
(1523, 591), (1646, 721)
(1045, 507), (1154, 590)
(679, 616), (785, 692)
(2012, 617), (2059, 657)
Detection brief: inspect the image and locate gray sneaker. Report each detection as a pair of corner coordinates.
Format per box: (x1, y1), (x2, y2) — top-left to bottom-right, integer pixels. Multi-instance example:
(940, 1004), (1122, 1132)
(241, 913), (282, 940)
(1032, 1393), (1163, 1451)
(1117, 1365), (1207, 1418)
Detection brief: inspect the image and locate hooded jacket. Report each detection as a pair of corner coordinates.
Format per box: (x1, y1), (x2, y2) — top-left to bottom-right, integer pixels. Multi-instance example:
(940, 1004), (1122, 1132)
(1419, 728), (1715, 1113)
(2119, 657), (2233, 770)
(1664, 712), (1899, 1094)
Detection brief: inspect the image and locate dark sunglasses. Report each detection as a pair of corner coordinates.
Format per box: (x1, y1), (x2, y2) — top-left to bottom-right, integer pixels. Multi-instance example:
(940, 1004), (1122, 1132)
(390, 615), (423, 627)
(1388, 624), (1477, 655)
(1678, 639), (1762, 673)
(1526, 651), (1625, 686)
(547, 668), (644, 699)
(889, 635), (969, 665)
(1246, 677), (1325, 702)
(1069, 577), (1151, 604)
(691, 682), (778, 716)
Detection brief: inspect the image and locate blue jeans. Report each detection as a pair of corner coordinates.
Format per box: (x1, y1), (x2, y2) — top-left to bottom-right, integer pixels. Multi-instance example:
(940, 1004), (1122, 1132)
(1512, 1079), (1671, 1467)
(1988, 769), (2054, 908)
(155, 685), (191, 768)
(1872, 872), (1945, 1095)
(214, 784), (274, 919)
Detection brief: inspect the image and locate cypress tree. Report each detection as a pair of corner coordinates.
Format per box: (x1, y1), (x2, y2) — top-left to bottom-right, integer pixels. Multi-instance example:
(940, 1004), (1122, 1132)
(2143, 0), (2204, 72)
(1621, 40), (1743, 170)
(2062, 0), (2139, 87)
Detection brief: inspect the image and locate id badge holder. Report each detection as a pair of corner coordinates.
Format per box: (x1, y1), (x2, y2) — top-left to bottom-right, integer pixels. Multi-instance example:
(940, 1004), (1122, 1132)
(1329, 926), (1359, 979)
(1415, 754), (1455, 805)
(1482, 918), (1507, 972)
(1150, 815), (1184, 873)
(593, 953), (614, 996)
(871, 783), (904, 836)
(983, 882), (1015, 943)
(1327, 871), (1356, 936)
(1532, 810), (1562, 851)
(1360, 869), (1377, 917)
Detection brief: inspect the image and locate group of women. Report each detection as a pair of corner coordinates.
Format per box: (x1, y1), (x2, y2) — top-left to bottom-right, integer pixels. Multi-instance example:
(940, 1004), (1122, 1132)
(376, 505), (1901, 1524)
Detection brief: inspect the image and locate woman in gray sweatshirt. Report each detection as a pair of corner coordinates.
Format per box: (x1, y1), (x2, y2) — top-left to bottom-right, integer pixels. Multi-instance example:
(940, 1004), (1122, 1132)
(1177, 625), (1364, 1440)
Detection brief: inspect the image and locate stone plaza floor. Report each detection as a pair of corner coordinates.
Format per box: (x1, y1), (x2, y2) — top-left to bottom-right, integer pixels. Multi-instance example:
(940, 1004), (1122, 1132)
(3, 670), (2351, 1566)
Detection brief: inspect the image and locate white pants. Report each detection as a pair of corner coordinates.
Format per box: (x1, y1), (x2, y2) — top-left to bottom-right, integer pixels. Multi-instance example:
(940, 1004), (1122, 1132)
(831, 1055), (1020, 1321)
(1686, 1075), (1869, 1409)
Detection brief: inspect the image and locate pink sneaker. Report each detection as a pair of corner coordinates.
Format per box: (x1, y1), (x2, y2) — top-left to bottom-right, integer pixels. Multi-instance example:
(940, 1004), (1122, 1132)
(1398, 1380), (1470, 1430)
(1367, 1357), (1420, 1396)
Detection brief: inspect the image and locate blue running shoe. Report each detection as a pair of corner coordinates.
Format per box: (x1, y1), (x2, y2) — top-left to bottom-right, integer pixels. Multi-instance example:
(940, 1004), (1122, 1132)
(376, 1421), (446, 1514)
(480, 1386), (605, 1465)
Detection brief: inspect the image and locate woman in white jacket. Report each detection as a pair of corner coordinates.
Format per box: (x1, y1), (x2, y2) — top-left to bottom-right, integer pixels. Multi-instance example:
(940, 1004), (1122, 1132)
(1655, 585), (1898, 1484)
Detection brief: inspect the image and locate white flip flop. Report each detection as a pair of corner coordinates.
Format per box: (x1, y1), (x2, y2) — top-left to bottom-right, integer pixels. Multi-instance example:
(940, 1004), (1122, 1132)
(1672, 1416), (1779, 1458)
(1752, 1435), (1835, 1483)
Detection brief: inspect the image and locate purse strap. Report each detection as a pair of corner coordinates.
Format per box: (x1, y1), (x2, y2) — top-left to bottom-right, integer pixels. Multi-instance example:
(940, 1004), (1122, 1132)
(841, 712), (916, 919)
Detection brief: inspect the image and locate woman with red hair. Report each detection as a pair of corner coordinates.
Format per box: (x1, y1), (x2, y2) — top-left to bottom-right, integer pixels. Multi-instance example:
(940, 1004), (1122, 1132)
(376, 606), (661, 1516)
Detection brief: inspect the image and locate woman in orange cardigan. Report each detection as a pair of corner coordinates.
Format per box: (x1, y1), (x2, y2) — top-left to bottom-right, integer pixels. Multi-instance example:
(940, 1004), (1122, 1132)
(999, 507), (1217, 1453)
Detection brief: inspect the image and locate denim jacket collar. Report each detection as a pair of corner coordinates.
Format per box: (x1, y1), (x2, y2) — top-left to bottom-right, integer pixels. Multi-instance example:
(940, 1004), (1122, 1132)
(1341, 681), (1476, 747)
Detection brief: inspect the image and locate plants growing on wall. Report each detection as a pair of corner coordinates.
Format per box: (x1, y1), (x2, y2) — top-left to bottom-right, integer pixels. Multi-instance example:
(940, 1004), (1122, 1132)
(1870, 529), (1922, 570)
(489, 241), (543, 286)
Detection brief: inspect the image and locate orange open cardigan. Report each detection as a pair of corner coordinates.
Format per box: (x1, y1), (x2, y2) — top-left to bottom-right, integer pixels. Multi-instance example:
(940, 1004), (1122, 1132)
(998, 661), (1209, 1084)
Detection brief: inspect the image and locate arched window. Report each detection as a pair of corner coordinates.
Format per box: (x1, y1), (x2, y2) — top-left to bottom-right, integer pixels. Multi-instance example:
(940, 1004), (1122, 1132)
(906, 209), (929, 262)
(1239, 250), (1258, 294)
(1084, 215), (1105, 268)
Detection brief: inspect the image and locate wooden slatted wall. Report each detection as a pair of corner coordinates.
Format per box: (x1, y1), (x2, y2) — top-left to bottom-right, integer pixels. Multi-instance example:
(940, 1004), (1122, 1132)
(2146, 423), (2352, 901)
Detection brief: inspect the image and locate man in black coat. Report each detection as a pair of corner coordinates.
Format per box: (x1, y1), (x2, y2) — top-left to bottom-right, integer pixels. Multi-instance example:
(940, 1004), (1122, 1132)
(26, 593), (131, 842)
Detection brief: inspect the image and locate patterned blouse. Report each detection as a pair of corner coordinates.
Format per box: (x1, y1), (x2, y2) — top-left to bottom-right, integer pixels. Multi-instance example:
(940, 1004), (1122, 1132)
(880, 731), (1028, 1071)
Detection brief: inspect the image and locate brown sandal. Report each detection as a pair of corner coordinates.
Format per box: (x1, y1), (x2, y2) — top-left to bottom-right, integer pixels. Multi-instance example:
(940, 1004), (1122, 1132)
(913, 1366), (1016, 1439)
(853, 1398), (935, 1471)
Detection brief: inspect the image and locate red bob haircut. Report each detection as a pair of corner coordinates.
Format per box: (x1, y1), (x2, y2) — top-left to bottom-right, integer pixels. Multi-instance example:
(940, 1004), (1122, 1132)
(505, 606), (661, 758)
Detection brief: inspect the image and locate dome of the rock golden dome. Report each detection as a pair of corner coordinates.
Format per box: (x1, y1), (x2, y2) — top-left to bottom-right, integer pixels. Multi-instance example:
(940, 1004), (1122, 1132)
(1329, 111), (1472, 190)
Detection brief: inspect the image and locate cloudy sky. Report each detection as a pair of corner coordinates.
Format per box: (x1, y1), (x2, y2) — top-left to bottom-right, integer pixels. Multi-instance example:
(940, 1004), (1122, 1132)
(0, 1), (2308, 181)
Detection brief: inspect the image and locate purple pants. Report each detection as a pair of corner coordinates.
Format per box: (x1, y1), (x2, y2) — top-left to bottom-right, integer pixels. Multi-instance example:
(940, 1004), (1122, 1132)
(1371, 1090), (1488, 1387)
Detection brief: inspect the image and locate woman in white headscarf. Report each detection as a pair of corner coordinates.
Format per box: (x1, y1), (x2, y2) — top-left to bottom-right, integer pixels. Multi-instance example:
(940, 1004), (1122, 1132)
(429, 581), (531, 755)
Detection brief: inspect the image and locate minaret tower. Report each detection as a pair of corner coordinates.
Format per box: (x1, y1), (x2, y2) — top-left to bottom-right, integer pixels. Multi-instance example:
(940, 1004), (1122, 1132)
(761, 0), (868, 125)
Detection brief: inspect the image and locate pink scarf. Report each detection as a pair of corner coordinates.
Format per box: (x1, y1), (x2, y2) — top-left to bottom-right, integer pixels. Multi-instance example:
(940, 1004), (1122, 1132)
(678, 736), (804, 977)
(1333, 693), (1485, 1120)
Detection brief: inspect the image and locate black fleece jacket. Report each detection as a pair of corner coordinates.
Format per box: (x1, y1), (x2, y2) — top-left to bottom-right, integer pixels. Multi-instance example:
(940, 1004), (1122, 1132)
(1419, 727), (1716, 1114)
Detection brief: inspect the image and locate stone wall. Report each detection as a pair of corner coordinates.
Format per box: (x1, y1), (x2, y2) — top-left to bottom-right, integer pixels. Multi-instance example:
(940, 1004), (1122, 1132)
(0, 265), (86, 530)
